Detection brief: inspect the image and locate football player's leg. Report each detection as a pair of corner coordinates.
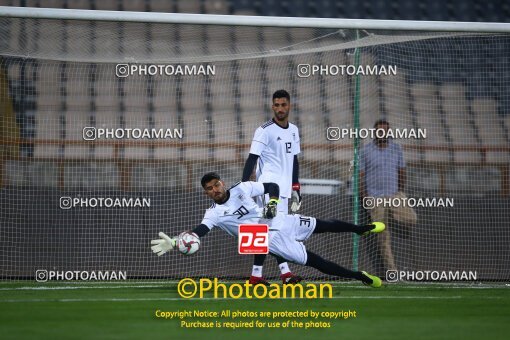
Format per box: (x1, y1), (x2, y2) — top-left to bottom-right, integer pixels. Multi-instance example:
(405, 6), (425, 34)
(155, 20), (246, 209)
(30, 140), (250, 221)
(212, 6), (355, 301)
(313, 219), (385, 235)
(250, 254), (270, 285)
(305, 251), (382, 288)
(274, 255), (303, 284)
(250, 195), (270, 285)
(273, 197), (302, 283)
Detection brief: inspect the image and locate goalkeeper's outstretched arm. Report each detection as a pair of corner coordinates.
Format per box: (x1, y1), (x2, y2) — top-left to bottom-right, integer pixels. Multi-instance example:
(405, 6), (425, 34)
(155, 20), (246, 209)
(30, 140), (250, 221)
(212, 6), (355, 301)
(150, 224), (210, 256)
(192, 224), (210, 237)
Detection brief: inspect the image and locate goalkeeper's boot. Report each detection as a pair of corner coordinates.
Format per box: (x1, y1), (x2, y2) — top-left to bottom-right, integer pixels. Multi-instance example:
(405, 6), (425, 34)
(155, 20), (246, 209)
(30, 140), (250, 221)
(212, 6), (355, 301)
(361, 271), (382, 288)
(281, 272), (303, 284)
(360, 222), (386, 236)
(249, 276), (271, 286)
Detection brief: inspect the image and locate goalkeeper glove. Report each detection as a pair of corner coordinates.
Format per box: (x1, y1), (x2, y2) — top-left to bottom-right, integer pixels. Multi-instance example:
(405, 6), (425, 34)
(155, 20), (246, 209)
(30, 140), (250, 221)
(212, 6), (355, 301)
(263, 198), (279, 219)
(290, 183), (302, 213)
(150, 232), (177, 256)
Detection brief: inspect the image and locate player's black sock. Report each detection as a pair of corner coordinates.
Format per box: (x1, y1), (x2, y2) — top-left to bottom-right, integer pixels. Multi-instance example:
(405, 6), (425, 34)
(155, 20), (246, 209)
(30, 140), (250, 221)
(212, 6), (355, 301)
(305, 251), (368, 282)
(314, 219), (372, 235)
(275, 256), (286, 264)
(253, 254), (266, 266)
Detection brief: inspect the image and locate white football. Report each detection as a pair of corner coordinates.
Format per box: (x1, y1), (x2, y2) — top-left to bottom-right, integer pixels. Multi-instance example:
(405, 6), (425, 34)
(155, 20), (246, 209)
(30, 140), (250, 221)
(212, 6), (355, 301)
(177, 232), (201, 255)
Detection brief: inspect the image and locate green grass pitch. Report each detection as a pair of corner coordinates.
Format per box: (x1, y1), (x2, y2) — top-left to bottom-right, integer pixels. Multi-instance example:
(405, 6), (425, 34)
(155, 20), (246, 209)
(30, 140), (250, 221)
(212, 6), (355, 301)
(0, 281), (509, 340)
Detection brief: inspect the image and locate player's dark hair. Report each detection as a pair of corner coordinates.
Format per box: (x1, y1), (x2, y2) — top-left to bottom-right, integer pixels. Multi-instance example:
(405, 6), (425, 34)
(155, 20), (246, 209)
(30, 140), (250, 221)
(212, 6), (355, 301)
(373, 119), (390, 128)
(272, 89), (290, 102)
(201, 172), (221, 188)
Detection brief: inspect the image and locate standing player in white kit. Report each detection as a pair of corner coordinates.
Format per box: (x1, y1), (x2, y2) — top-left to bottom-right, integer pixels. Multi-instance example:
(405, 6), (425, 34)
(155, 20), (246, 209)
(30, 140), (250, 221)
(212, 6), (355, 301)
(242, 90), (304, 285)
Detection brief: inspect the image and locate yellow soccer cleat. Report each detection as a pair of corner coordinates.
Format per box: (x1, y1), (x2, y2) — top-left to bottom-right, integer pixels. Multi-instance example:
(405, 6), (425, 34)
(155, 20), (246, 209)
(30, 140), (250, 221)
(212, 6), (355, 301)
(361, 271), (382, 288)
(362, 222), (386, 236)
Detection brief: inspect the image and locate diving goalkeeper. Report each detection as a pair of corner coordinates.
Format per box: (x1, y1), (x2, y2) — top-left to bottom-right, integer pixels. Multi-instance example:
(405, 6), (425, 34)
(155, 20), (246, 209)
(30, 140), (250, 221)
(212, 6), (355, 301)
(151, 172), (385, 287)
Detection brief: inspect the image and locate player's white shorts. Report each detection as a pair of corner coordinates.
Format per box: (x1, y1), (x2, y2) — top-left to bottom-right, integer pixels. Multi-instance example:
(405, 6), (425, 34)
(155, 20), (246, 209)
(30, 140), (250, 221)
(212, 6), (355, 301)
(267, 214), (316, 265)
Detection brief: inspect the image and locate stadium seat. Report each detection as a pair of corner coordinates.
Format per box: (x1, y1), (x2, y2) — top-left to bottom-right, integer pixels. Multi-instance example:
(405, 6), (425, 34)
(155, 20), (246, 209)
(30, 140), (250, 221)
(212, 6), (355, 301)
(148, 0), (174, 12)
(66, 26), (93, 57)
(30, 0), (64, 8)
(122, 77), (150, 110)
(440, 84), (468, 115)
(359, 76), (380, 125)
(123, 111), (150, 159)
(447, 120), (478, 144)
(503, 115), (510, 135)
(338, 0), (361, 18)
(471, 98), (506, 143)
(93, 111), (119, 158)
(300, 112), (330, 161)
(232, 9), (258, 16)
(180, 78), (206, 112)
(295, 77), (321, 114)
(65, 78), (90, 107)
(122, 0), (147, 12)
(380, 73), (410, 118)
(234, 26), (262, 53)
(261, 27), (289, 51)
(289, 28), (315, 45)
(36, 94), (61, 111)
(94, 34), (120, 58)
(95, 93), (120, 111)
(32, 21), (63, 54)
(152, 111), (181, 160)
(178, 25), (206, 55)
(310, 0), (338, 18)
(424, 0), (449, 21)
(203, 0), (230, 14)
(36, 66), (61, 109)
(64, 111), (92, 159)
(327, 94), (351, 128)
(151, 78), (179, 112)
(182, 112), (210, 161)
(471, 98), (508, 163)
(7, 63), (20, 80)
(94, 1), (119, 11)
(452, 149), (483, 164)
(240, 112), (267, 147)
(404, 145), (424, 163)
(209, 76), (235, 112)
(212, 111), (239, 161)
(206, 25), (234, 55)
(415, 111), (450, 162)
(66, 0), (92, 9)
(34, 111), (61, 158)
(323, 73), (351, 124)
(175, 0), (201, 14)
(122, 24), (151, 58)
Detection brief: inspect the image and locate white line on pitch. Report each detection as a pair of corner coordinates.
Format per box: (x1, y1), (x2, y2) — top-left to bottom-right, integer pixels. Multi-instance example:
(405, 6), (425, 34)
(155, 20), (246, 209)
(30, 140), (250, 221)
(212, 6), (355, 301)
(0, 295), (484, 303)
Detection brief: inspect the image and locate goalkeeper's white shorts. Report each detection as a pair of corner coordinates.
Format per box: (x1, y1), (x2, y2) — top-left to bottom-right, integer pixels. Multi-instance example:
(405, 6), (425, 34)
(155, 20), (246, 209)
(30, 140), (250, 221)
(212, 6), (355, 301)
(268, 214), (316, 265)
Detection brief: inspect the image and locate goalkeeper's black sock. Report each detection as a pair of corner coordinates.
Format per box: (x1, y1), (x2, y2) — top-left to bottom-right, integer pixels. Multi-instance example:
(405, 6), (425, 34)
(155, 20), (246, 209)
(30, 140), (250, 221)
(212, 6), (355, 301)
(305, 251), (367, 282)
(314, 219), (372, 235)
(253, 254), (266, 266)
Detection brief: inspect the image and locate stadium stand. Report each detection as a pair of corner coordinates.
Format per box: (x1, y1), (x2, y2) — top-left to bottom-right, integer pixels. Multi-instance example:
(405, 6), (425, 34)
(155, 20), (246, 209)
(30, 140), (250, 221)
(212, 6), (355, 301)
(0, 0), (508, 195)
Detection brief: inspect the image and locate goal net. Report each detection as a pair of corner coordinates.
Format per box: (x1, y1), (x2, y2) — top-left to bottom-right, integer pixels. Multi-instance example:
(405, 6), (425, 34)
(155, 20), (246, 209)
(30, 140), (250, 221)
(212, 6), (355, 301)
(0, 9), (509, 281)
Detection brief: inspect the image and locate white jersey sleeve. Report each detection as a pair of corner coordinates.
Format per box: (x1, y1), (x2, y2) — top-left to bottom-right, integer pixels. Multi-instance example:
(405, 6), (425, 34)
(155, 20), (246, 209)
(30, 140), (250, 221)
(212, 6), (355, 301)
(200, 205), (219, 230)
(238, 181), (265, 198)
(294, 125), (301, 155)
(249, 126), (268, 156)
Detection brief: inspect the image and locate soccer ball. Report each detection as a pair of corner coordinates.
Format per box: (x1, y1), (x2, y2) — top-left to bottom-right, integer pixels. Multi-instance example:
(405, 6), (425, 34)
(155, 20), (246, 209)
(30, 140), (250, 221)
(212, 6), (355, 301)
(177, 231), (200, 255)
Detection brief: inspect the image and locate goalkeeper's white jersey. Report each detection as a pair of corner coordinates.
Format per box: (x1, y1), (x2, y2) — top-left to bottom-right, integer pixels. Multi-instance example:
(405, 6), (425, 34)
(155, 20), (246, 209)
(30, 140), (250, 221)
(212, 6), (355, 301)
(249, 119), (300, 198)
(200, 181), (284, 236)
